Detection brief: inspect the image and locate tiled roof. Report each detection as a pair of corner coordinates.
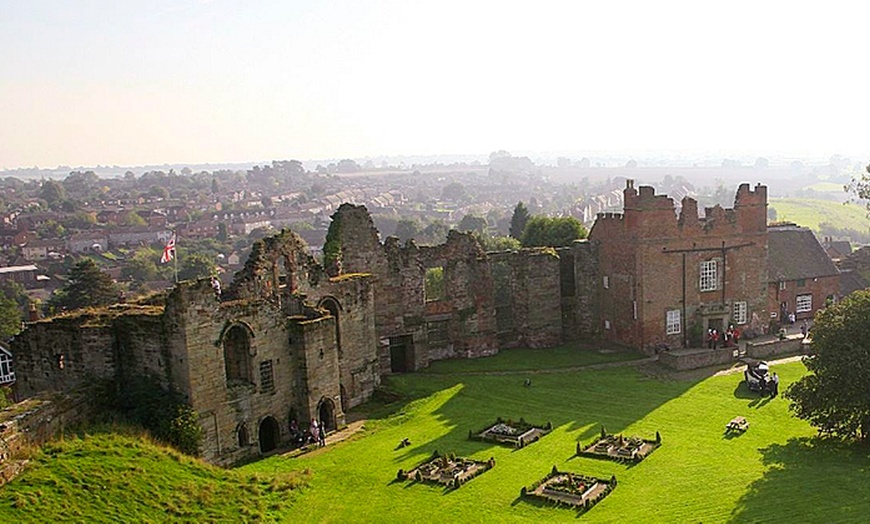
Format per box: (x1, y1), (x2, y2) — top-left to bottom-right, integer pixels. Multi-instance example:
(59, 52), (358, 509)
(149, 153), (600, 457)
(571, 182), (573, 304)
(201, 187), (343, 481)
(768, 224), (839, 281)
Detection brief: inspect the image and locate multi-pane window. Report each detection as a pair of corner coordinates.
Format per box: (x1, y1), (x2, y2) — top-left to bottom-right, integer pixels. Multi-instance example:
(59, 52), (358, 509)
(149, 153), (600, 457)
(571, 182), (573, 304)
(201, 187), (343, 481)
(699, 260), (718, 291)
(259, 359), (275, 392)
(796, 294), (812, 313)
(666, 310), (681, 335)
(0, 350), (13, 385)
(733, 301), (748, 325)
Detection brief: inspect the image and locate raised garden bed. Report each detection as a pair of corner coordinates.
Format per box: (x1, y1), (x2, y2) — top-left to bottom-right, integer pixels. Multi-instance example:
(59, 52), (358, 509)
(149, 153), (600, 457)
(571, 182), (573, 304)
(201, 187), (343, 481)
(469, 417), (552, 448)
(577, 427), (661, 463)
(521, 466), (616, 512)
(397, 451), (494, 489)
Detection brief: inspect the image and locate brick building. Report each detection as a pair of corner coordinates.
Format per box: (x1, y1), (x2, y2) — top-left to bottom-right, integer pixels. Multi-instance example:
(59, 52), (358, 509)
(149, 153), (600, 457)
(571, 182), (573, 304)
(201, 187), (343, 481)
(589, 181), (771, 350)
(767, 223), (840, 323)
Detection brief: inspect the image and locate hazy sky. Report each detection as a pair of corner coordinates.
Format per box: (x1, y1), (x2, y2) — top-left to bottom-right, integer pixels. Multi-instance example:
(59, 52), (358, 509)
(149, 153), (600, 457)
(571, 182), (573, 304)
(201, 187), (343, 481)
(1, 1), (868, 168)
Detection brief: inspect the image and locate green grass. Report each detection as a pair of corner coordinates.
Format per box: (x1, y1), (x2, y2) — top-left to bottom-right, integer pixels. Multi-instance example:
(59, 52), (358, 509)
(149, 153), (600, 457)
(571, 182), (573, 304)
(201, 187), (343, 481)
(769, 197), (869, 233)
(3, 349), (869, 523)
(239, 355), (868, 523)
(421, 344), (644, 374)
(0, 428), (307, 522)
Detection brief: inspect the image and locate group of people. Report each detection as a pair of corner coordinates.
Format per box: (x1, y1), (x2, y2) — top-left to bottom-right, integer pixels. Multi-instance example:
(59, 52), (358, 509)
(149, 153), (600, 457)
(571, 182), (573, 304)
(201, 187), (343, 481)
(763, 372), (780, 398)
(706, 325), (740, 349)
(289, 418), (327, 448)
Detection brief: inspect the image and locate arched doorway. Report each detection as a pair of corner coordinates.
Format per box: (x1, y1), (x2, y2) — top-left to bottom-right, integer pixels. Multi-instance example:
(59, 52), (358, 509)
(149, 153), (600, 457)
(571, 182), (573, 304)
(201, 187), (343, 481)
(258, 416), (280, 453)
(236, 422), (249, 448)
(318, 398), (336, 432)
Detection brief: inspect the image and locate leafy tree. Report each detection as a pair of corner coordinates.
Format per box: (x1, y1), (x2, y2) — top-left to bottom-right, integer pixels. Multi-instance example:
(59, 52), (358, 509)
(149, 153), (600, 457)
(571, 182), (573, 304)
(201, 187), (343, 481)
(509, 202), (530, 239)
(424, 267), (445, 301)
(177, 252), (217, 281)
(457, 214), (487, 234)
(121, 211), (147, 227)
(441, 182), (468, 202)
(37, 219), (66, 239)
(480, 235), (521, 251)
(217, 222), (229, 242)
(122, 247), (162, 282)
(785, 290), (870, 441)
(39, 180), (66, 206)
(394, 218), (421, 243)
(520, 216), (587, 247)
(0, 294), (22, 340)
(51, 259), (120, 311)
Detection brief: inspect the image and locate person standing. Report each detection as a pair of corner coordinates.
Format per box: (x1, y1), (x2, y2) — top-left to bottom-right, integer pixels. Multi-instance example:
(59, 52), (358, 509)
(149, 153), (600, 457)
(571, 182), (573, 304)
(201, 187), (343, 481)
(801, 321), (808, 339)
(309, 418), (319, 445)
(318, 423), (327, 447)
(771, 372), (780, 398)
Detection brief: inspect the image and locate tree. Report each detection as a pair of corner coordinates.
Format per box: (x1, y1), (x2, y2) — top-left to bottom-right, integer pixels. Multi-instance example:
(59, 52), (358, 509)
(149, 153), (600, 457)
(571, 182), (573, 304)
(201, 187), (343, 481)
(39, 180), (66, 206)
(394, 218), (421, 243)
(121, 211), (147, 227)
(509, 202), (530, 239)
(457, 214), (487, 235)
(520, 216), (587, 248)
(51, 259), (120, 311)
(177, 252), (217, 281)
(0, 294), (22, 340)
(785, 289), (870, 441)
(37, 219), (66, 239)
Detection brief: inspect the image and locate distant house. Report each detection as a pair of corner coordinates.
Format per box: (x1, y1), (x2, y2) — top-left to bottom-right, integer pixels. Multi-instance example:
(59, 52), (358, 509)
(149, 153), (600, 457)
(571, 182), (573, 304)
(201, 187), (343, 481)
(768, 224), (840, 322)
(822, 236), (853, 262)
(0, 344), (14, 386)
(0, 264), (39, 288)
(67, 230), (109, 254)
(107, 226), (172, 248)
(22, 238), (65, 261)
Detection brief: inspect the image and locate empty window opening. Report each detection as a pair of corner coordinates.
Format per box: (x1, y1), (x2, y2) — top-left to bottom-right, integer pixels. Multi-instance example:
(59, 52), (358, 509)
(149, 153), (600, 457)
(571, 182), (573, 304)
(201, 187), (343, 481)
(424, 267), (446, 302)
(224, 325), (253, 384)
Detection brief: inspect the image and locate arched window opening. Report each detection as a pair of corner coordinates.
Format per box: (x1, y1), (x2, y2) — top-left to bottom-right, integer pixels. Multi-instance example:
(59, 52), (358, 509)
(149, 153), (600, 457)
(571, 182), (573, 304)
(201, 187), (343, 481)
(224, 324), (253, 384)
(237, 423), (249, 447)
(319, 297), (342, 358)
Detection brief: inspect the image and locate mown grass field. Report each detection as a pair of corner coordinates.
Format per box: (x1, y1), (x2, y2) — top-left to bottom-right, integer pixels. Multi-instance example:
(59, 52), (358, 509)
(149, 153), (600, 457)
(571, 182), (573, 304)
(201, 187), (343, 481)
(242, 351), (869, 523)
(769, 197), (868, 234)
(2, 348), (869, 523)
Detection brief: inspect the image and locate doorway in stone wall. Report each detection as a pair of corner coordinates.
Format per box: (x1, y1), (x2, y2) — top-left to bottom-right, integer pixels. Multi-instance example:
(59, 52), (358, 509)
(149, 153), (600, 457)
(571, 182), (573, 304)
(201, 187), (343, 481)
(318, 397), (336, 432)
(258, 416), (280, 453)
(389, 335), (414, 373)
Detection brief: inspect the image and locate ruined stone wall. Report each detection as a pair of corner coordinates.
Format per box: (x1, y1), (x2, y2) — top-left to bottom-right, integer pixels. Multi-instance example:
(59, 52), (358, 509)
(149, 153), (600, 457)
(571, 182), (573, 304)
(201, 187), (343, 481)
(11, 306), (168, 400)
(570, 240), (600, 339)
(488, 249), (563, 349)
(305, 275), (380, 410)
(292, 314), (343, 431)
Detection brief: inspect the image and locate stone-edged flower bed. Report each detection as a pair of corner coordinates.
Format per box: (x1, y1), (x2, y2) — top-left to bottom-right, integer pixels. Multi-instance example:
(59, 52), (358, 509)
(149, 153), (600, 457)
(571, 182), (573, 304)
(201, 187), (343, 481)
(469, 417), (552, 448)
(397, 451), (495, 489)
(521, 466), (616, 512)
(577, 427), (661, 463)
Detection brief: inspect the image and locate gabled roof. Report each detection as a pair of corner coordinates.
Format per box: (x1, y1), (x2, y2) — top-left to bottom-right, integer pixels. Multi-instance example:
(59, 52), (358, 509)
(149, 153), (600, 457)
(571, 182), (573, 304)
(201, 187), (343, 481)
(839, 269), (868, 297)
(768, 224), (839, 282)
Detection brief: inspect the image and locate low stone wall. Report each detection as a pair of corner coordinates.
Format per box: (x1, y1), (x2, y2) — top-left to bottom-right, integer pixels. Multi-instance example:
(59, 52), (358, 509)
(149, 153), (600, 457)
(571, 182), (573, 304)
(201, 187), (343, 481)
(0, 391), (95, 486)
(745, 336), (809, 360)
(658, 348), (736, 371)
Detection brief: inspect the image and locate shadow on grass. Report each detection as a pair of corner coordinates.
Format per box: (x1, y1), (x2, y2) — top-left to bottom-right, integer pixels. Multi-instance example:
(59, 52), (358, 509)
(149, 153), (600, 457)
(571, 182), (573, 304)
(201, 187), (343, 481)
(384, 366), (700, 467)
(730, 437), (870, 522)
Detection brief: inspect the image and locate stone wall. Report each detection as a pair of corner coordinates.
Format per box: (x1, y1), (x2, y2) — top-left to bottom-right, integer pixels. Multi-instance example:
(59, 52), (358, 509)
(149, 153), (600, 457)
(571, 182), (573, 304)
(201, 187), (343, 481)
(658, 348), (737, 371)
(745, 336), (809, 360)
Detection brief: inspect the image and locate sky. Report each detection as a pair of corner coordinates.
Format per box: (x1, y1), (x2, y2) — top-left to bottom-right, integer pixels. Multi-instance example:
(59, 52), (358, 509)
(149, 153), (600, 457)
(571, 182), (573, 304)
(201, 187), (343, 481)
(1, 1), (868, 169)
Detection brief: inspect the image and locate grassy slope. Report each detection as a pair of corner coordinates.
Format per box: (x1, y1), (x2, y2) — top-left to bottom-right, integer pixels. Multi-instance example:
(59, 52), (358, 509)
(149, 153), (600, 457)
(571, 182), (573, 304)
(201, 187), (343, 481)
(769, 198), (868, 233)
(243, 359), (869, 523)
(0, 430), (306, 522)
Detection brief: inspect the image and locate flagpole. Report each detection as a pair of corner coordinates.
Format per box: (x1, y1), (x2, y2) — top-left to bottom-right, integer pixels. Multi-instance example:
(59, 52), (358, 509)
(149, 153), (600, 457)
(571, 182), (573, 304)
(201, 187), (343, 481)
(173, 229), (179, 283)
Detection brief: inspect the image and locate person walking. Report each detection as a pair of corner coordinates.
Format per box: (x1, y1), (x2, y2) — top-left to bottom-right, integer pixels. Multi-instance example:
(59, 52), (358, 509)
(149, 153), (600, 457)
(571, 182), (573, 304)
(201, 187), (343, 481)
(801, 321), (808, 339)
(318, 423), (327, 447)
(771, 372), (780, 398)
(309, 418), (319, 445)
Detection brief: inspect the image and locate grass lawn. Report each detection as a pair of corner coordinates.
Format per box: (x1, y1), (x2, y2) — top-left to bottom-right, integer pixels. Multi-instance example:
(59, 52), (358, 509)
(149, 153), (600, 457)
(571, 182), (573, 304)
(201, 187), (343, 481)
(2, 348), (868, 523)
(244, 354), (869, 523)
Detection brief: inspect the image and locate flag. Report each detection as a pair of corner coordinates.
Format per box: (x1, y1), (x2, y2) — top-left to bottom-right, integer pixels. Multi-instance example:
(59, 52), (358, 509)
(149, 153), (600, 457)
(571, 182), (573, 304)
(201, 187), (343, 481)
(160, 233), (176, 264)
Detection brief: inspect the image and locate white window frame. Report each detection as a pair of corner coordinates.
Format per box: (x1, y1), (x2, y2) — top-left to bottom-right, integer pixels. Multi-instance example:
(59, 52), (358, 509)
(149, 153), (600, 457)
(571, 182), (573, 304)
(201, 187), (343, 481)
(603, 275), (609, 289)
(796, 294), (812, 313)
(700, 260), (718, 292)
(666, 310), (681, 335)
(0, 351), (13, 385)
(604, 319), (611, 330)
(733, 301), (748, 325)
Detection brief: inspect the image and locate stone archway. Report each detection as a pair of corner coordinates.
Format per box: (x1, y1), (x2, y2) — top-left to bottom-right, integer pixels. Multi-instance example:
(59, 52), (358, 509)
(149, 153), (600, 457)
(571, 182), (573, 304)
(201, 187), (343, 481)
(318, 397), (336, 432)
(318, 296), (342, 358)
(258, 416), (280, 453)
